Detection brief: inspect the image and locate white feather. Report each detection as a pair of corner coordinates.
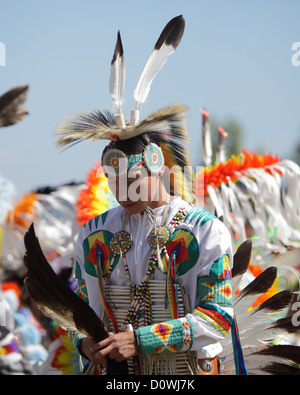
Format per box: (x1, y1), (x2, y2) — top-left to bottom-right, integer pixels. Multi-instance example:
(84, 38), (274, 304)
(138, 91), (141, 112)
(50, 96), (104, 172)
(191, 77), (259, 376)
(109, 31), (125, 112)
(134, 44), (175, 107)
(133, 15), (185, 108)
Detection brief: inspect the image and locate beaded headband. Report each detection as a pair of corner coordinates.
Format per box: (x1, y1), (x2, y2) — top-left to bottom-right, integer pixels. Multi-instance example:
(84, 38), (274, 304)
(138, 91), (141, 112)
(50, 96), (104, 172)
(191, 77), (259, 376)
(102, 143), (164, 177)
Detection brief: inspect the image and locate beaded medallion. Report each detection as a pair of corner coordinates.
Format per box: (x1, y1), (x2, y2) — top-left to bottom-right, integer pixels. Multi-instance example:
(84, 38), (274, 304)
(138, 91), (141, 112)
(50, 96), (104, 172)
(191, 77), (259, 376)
(102, 148), (128, 177)
(109, 231), (131, 255)
(143, 143), (164, 174)
(148, 226), (171, 249)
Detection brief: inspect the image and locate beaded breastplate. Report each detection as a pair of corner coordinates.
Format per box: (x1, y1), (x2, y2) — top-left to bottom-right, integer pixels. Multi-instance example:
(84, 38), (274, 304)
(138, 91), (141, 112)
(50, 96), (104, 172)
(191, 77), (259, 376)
(98, 204), (199, 374)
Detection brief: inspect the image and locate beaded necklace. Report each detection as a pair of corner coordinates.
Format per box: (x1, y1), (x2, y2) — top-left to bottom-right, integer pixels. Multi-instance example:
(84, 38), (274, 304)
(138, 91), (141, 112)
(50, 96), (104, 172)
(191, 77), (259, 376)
(98, 201), (192, 332)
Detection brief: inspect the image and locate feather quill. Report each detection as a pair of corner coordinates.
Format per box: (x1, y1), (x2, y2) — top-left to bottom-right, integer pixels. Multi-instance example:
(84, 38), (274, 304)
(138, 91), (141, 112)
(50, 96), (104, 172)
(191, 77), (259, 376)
(133, 15), (185, 108)
(0, 85), (29, 127)
(109, 31), (125, 113)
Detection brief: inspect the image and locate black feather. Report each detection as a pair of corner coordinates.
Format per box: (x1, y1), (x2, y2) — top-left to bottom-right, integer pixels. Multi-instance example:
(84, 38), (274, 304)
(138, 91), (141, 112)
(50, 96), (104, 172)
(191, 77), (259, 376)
(235, 266), (277, 303)
(254, 290), (294, 314)
(232, 239), (252, 278)
(255, 345), (300, 366)
(261, 362), (300, 375)
(155, 15), (185, 50)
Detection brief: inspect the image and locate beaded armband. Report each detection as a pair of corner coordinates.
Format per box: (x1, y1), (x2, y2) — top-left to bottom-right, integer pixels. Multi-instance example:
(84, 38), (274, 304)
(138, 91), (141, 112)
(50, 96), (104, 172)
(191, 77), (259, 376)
(197, 254), (233, 308)
(134, 317), (193, 355)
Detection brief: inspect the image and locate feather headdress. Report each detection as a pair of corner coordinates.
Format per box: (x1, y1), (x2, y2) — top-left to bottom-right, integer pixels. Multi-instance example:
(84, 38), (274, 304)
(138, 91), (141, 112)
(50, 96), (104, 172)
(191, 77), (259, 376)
(55, 16), (194, 202)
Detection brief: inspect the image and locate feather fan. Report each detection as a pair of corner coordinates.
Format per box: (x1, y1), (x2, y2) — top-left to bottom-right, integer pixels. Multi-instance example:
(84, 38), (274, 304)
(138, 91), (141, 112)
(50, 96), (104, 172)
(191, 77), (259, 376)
(220, 237), (300, 375)
(23, 223), (128, 374)
(133, 15), (185, 109)
(0, 85), (29, 127)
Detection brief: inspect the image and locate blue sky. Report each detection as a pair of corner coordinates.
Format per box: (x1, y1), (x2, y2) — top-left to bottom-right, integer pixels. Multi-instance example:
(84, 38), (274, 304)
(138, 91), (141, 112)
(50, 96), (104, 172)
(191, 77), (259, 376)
(0, 0), (299, 197)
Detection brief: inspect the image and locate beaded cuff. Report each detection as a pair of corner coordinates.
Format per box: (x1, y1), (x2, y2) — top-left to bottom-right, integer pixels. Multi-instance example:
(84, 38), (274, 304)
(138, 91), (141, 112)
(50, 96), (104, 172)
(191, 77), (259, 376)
(69, 330), (86, 350)
(134, 317), (193, 355)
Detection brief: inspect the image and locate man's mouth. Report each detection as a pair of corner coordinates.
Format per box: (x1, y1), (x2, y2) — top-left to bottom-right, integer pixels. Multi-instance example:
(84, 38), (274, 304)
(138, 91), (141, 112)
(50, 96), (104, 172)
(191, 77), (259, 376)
(122, 202), (136, 208)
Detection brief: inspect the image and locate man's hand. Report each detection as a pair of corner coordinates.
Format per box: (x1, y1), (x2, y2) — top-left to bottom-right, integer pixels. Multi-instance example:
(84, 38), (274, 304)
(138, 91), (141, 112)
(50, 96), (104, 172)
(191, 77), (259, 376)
(81, 332), (138, 365)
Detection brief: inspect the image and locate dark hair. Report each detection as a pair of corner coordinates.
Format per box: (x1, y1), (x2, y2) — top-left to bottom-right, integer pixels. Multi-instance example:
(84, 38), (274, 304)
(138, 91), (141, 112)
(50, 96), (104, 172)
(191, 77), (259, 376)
(103, 132), (160, 156)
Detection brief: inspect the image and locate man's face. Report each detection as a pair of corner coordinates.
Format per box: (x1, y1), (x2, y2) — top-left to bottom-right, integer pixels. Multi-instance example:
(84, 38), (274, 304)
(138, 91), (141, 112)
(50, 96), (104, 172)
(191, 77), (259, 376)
(107, 167), (161, 214)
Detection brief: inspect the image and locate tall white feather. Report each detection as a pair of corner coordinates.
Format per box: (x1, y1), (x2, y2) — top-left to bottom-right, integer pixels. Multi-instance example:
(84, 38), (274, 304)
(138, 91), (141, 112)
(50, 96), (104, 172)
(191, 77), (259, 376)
(201, 109), (212, 167)
(133, 15), (185, 110)
(109, 31), (125, 114)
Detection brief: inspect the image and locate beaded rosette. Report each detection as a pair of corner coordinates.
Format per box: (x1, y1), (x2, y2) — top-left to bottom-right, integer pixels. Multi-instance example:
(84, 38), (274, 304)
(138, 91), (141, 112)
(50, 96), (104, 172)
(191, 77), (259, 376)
(102, 143), (164, 177)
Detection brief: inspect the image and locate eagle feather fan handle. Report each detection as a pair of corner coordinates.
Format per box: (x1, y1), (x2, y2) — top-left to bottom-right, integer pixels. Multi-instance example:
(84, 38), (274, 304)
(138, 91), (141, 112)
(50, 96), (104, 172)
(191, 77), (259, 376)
(23, 223), (128, 375)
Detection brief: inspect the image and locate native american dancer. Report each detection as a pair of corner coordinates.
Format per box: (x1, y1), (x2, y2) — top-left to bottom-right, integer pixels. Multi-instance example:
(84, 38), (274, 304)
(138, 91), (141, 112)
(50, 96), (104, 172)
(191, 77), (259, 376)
(24, 16), (300, 375)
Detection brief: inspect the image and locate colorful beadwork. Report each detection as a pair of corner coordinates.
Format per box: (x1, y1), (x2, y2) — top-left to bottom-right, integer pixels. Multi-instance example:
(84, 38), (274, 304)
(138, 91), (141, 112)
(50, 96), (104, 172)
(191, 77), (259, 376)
(197, 278), (233, 307)
(134, 317), (193, 355)
(193, 304), (233, 337)
(110, 231), (131, 255)
(209, 254), (232, 279)
(148, 226), (171, 249)
(143, 143), (164, 174)
(96, 205), (193, 333)
(102, 148), (128, 177)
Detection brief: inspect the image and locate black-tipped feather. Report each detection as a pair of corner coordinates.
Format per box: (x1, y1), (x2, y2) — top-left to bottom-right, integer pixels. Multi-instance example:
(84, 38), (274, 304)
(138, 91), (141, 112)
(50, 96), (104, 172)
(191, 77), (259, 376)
(232, 239), (252, 278)
(231, 239), (252, 293)
(254, 290), (294, 314)
(133, 15), (185, 107)
(234, 266), (277, 306)
(254, 345), (300, 366)
(109, 31), (125, 112)
(154, 15), (185, 50)
(261, 363), (300, 375)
